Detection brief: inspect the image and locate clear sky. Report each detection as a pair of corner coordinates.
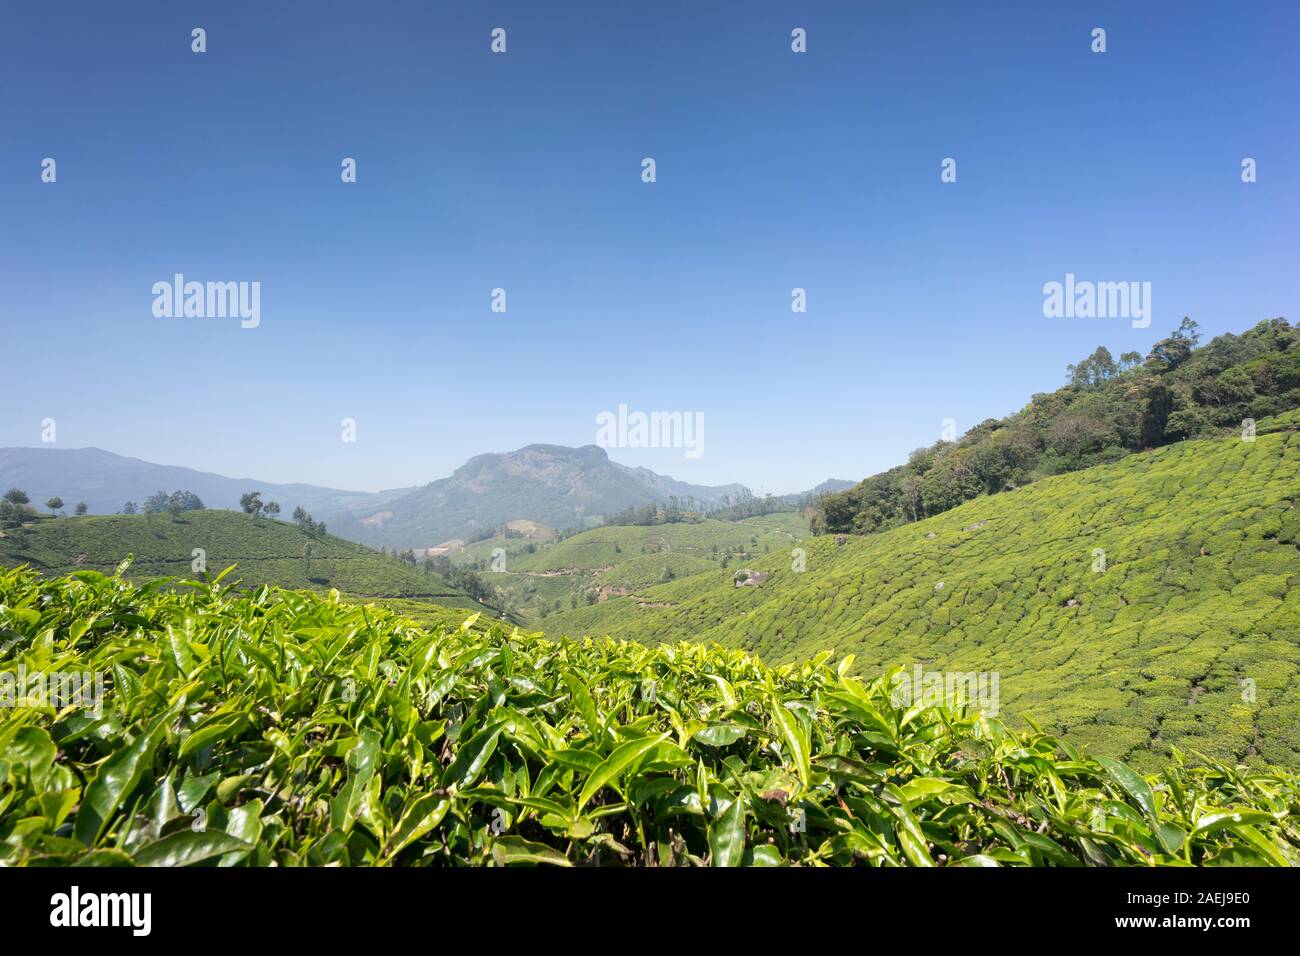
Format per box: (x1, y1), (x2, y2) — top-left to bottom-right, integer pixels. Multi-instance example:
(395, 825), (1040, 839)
(2, 1), (1296, 494)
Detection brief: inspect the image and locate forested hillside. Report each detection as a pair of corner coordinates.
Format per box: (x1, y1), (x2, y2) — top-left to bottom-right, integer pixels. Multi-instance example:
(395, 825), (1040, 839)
(818, 318), (1299, 535)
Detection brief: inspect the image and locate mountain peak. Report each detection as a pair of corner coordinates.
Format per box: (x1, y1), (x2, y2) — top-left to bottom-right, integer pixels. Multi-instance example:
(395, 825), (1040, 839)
(333, 445), (749, 549)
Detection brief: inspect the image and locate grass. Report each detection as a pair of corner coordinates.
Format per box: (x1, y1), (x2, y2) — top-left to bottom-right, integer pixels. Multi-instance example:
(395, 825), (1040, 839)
(541, 411), (1300, 771)
(2, 564), (1296, 866)
(0, 510), (493, 613)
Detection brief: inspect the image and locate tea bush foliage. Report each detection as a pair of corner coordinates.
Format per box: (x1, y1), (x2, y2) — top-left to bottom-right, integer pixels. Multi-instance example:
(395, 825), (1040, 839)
(1, 564), (1296, 866)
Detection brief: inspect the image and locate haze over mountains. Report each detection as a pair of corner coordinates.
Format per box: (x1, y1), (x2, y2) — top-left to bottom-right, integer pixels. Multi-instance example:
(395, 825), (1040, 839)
(0, 443), (840, 551)
(0, 446), (399, 519)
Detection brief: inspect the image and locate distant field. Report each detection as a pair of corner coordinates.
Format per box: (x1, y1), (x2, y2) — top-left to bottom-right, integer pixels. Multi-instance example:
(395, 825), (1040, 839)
(0, 510), (493, 613)
(541, 411), (1300, 771)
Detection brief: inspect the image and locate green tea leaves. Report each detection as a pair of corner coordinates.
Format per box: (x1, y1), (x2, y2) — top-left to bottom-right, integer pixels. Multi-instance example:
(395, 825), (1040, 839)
(0, 563), (1294, 868)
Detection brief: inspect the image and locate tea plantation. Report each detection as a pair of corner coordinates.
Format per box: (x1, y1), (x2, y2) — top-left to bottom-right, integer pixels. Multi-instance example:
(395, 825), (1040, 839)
(1, 566), (1296, 866)
(454, 514), (809, 623)
(0, 510), (492, 612)
(543, 411), (1300, 770)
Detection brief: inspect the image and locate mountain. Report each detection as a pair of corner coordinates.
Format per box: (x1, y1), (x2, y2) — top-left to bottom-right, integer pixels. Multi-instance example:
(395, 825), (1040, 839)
(540, 409), (1300, 771)
(0, 446), (408, 519)
(327, 443), (750, 550)
(805, 478), (856, 496)
(0, 509), (495, 613)
(0, 444), (753, 553)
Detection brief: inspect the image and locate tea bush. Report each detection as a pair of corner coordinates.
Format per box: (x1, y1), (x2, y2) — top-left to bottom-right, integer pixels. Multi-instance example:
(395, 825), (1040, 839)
(1, 565), (1296, 866)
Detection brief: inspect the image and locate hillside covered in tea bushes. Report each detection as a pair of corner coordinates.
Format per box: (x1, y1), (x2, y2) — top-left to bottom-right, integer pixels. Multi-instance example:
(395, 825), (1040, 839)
(543, 410), (1300, 771)
(1, 566), (1296, 866)
(443, 513), (809, 624)
(0, 510), (495, 613)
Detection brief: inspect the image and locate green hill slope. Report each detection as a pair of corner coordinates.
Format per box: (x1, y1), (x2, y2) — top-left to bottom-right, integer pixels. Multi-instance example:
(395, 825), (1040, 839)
(542, 411), (1300, 770)
(0, 510), (494, 613)
(509, 513), (806, 572)
(451, 514), (809, 623)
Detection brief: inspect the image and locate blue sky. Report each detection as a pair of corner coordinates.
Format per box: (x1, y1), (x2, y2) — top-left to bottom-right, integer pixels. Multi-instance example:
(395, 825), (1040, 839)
(2, 1), (1296, 494)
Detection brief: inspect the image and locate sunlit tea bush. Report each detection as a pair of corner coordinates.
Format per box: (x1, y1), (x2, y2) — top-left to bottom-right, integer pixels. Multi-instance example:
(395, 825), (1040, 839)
(1, 564), (1296, 866)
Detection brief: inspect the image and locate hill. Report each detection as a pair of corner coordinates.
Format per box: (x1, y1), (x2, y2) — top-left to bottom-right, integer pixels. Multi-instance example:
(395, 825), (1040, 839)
(2, 565), (1295, 866)
(327, 443), (751, 551)
(540, 411), (1300, 771)
(438, 513), (810, 624)
(0, 510), (494, 613)
(0, 446), (406, 519)
(817, 317), (1300, 536)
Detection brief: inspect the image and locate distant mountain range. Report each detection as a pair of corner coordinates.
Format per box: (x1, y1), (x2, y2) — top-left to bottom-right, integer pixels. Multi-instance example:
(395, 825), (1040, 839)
(0, 447), (402, 519)
(0, 444), (843, 551)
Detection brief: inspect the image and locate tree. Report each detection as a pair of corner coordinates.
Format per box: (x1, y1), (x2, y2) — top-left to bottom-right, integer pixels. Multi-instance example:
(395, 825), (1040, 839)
(142, 490), (170, 514)
(264, 501), (281, 520)
(122, 501), (138, 515)
(45, 496), (64, 516)
(1046, 415), (1114, 458)
(1139, 381), (1175, 447)
(1067, 346), (1119, 388)
(1176, 317), (1201, 346)
(1194, 366), (1255, 407)
(920, 450), (983, 514)
(291, 506), (324, 537)
(1146, 321), (1200, 372)
(166, 494), (184, 520)
(168, 491), (205, 512)
(1, 490), (34, 529)
(898, 474), (923, 523)
(1146, 336), (1192, 372)
(74, 501), (88, 516)
(239, 492), (264, 516)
